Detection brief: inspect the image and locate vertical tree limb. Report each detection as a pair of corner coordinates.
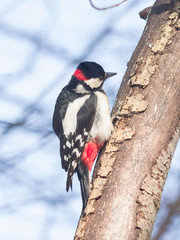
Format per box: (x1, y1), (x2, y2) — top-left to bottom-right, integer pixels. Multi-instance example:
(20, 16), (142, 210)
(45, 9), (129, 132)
(75, 0), (180, 239)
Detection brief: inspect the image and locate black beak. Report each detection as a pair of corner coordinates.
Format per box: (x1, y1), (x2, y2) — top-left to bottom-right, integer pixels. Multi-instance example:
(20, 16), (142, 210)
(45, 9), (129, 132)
(105, 72), (117, 79)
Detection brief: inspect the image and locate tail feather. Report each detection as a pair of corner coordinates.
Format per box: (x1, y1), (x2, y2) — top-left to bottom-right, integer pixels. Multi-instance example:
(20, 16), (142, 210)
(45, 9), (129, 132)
(77, 163), (90, 211)
(66, 165), (74, 192)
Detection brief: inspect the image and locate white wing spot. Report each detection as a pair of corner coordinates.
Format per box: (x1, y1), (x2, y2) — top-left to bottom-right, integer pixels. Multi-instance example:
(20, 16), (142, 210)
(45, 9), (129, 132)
(72, 160), (77, 169)
(72, 148), (81, 158)
(66, 141), (71, 148)
(84, 129), (88, 136)
(64, 155), (68, 161)
(75, 134), (82, 141)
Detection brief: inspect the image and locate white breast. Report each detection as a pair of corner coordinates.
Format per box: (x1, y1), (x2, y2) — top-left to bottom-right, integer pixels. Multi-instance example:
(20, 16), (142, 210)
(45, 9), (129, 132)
(90, 91), (113, 143)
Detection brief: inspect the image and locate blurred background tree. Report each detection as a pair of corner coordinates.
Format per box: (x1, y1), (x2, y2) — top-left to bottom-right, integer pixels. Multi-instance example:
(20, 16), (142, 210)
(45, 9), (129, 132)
(0, 1), (179, 240)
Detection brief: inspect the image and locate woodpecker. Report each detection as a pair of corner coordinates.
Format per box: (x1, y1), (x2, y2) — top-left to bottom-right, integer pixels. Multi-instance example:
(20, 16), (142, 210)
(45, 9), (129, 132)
(52, 61), (116, 211)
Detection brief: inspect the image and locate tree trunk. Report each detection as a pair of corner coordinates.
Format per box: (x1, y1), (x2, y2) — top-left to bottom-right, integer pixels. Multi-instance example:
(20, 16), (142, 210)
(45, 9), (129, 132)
(75, 0), (180, 239)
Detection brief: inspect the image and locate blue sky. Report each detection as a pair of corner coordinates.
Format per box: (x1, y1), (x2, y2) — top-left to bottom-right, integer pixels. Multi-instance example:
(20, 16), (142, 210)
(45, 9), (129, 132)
(0, 0), (179, 239)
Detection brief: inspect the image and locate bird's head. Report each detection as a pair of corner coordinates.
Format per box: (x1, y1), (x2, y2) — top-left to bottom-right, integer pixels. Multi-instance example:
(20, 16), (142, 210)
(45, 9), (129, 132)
(68, 61), (117, 93)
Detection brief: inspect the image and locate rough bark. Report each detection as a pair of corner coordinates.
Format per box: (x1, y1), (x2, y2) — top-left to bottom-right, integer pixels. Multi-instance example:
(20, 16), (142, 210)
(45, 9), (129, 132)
(75, 0), (180, 239)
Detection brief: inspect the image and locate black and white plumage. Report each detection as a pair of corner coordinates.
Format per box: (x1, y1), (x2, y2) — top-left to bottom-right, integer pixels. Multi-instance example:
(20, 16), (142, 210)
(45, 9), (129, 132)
(52, 61), (116, 211)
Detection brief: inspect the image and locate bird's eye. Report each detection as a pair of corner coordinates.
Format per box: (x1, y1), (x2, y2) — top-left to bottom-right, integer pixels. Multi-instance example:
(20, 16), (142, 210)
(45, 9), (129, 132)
(99, 76), (103, 80)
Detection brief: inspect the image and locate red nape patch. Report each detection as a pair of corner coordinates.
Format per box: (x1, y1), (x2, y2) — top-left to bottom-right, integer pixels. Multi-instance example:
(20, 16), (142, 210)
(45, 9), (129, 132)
(81, 141), (99, 171)
(73, 69), (89, 81)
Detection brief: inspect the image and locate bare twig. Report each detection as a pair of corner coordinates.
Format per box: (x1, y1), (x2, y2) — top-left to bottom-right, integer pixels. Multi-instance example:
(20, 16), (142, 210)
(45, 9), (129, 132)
(89, 0), (127, 10)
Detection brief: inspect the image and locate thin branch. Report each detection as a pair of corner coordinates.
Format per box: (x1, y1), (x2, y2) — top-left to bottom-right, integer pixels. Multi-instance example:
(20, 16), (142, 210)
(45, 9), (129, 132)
(89, 0), (127, 10)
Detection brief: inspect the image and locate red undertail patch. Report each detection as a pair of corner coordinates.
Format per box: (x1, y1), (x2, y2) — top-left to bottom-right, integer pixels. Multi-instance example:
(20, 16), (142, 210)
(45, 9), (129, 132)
(81, 141), (99, 171)
(73, 69), (89, 81)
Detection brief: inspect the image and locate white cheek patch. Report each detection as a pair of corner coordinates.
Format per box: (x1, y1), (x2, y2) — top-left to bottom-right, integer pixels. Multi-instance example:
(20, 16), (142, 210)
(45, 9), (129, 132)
(85, 78), (103, 89)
